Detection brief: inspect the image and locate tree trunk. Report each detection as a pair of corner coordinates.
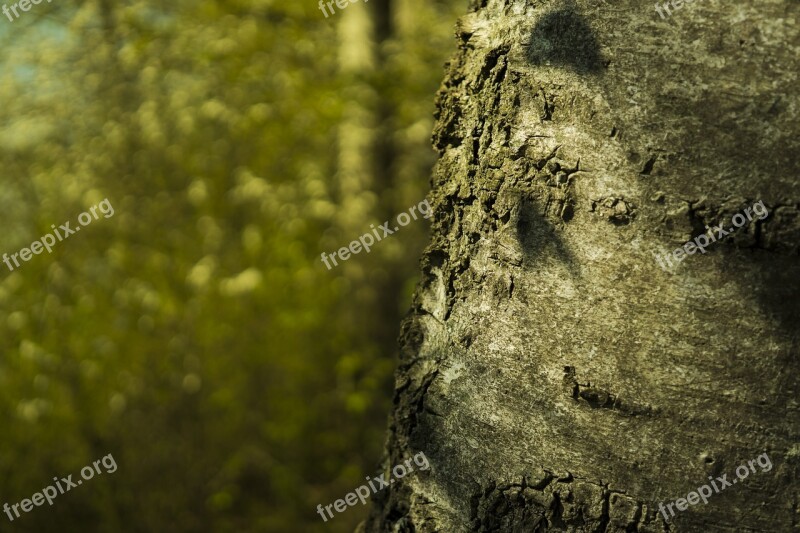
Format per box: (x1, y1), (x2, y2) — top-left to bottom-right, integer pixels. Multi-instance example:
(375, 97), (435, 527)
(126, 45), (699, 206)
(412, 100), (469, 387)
(365, 0), (800, 531)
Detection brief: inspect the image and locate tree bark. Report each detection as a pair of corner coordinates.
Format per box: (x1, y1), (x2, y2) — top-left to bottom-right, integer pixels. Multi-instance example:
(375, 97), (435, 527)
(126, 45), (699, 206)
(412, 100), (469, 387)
(365, 0), (800, 531)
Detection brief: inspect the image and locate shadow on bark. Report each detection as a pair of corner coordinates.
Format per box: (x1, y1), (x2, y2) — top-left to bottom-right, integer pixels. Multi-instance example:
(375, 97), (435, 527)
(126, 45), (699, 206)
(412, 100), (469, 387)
(526, 5), (606, 75)
(516, 194), (581, 278)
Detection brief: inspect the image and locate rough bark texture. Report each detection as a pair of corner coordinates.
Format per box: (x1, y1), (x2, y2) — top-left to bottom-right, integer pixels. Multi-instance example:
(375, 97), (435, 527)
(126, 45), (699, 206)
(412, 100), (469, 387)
(364, 0), (800, 531)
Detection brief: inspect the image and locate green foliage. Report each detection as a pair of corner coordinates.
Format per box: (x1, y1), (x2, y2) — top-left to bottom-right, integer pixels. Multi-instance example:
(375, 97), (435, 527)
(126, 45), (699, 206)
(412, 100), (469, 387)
(0, 0), (463, 531)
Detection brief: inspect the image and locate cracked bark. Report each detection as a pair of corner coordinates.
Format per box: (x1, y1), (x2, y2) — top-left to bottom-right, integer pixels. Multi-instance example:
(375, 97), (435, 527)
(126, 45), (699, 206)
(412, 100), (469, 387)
(363, 0), (800, 531)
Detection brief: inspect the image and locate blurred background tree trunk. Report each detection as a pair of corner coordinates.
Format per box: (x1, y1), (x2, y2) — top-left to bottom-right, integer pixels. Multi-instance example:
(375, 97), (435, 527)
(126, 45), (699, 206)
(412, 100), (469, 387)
(366, 0), (800, 531)
(336, 0), (403, 368)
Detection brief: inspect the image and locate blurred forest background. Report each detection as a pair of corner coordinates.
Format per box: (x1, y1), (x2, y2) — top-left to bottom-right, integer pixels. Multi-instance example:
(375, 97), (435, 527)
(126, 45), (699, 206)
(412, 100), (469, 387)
(0, 0), (463, 531)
